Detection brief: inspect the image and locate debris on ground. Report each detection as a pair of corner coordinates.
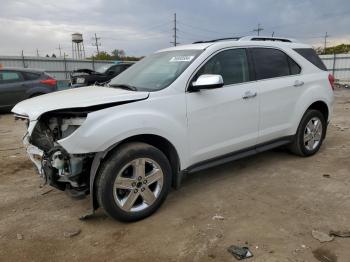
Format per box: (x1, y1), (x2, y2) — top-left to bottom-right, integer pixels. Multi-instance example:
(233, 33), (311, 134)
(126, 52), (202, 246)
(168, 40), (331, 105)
(215, 233), (223, 238)
(63, 229), (81, 238)
(16, 233), (23, 240)
(329, 230), (350, 238)
(322, 174), (331, 178)
(312, 230), (334, 242)
(212, 214), (224, 220)
(312, 247), (337, 262)
(41, 189), (53, 195)
(227, 245), (253, 260)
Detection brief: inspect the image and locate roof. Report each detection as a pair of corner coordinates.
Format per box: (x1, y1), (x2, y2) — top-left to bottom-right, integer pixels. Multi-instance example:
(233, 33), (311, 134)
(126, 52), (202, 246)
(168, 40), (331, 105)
(158, 36), (311, 53)
(0, 67), (45, 73)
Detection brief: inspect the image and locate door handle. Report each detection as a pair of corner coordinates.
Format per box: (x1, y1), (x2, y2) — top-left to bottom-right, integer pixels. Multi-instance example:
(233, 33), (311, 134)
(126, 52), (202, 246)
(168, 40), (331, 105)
(242, 91), (257, 99)
(294, 80), (304, 87)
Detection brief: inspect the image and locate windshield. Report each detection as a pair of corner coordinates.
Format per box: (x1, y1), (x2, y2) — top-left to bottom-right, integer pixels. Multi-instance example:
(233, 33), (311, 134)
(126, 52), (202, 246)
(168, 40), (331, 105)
(109, 50), (202, 91)
(96, 65), (110, 73)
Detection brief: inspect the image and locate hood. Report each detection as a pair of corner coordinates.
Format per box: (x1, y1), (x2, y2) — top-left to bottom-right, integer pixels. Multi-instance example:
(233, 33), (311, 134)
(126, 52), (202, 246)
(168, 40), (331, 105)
(12, 85), (149, 120)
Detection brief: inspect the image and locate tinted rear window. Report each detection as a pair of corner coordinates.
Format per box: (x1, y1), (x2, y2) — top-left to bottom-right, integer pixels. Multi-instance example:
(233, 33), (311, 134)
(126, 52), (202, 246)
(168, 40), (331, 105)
(293, 48), (327, 71)
(23, 72), (41, 80)
(251, 48), (291, 80)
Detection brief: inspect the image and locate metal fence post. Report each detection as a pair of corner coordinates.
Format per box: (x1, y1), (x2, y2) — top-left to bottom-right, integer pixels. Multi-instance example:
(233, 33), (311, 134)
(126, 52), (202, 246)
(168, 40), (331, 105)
(92, 56), (95, 71)
(332, 53), (336, 76)
(21, 50), (26, 68)
(64, 53), (68, 80)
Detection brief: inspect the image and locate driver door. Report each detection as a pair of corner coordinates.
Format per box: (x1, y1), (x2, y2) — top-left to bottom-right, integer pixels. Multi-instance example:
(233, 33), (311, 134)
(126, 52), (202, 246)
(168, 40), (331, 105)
(186, 48), (260, 165)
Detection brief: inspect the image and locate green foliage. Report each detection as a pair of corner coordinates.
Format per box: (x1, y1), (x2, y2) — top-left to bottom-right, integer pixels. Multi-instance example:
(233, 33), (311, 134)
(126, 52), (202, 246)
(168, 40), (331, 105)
(324, 44), (350, 55)
(89, 49), (142, 61)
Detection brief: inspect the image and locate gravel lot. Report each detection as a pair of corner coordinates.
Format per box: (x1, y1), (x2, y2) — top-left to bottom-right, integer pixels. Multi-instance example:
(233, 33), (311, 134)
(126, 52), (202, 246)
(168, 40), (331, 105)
(0, 90), (349, 262)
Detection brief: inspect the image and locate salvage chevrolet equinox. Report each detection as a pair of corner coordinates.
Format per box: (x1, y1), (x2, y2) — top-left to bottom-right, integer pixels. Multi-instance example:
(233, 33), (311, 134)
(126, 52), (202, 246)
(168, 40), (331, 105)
(12, 36), (334, 222)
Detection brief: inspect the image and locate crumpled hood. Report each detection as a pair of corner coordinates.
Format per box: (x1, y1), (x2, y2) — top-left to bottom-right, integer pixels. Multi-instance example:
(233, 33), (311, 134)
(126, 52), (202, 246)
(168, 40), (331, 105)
(12, 85), (149, 120)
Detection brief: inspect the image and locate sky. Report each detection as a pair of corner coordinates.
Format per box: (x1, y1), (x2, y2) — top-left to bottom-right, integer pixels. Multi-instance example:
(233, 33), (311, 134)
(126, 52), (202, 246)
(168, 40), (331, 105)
(0, 0), (349, 58)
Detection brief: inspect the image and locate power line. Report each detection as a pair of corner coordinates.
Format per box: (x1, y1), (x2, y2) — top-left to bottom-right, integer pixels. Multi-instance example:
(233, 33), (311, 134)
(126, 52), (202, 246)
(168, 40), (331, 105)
(253, 23), (264, 36)
(179, 20), (251, 36)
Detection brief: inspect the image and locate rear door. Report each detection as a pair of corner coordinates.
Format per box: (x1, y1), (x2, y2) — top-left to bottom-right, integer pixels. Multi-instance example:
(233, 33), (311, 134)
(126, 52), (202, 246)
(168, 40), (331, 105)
(249, 47), (303, 143)
(0, 70), (27, 108)
(186, 48), (260, 164)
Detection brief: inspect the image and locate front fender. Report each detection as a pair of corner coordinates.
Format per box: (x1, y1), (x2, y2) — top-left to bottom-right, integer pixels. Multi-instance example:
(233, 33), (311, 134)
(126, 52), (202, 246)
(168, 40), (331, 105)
(58, 98), (188, 168)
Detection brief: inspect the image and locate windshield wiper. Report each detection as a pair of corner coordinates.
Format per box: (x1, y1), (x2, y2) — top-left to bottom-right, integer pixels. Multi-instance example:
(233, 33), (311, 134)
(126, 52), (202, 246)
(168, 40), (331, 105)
(109, 84), (137, 91)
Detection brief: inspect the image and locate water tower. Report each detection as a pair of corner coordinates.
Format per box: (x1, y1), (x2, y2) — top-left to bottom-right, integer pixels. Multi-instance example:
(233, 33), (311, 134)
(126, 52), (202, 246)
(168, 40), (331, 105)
(71, 33), (86, 60)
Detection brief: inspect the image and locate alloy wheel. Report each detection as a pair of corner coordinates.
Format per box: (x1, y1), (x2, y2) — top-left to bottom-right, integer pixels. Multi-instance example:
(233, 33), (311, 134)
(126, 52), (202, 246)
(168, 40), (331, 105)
(113, 158), (164, 212)
(304, 117), (323, 151)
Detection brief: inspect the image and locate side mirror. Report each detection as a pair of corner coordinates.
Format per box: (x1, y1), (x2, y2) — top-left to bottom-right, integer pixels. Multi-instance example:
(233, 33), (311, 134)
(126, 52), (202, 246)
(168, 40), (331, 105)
(189, 74), (224, 92)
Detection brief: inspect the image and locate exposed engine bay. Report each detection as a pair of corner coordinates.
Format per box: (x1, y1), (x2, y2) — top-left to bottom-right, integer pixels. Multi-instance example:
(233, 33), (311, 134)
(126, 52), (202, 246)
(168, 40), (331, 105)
(24, 113), (94, 197)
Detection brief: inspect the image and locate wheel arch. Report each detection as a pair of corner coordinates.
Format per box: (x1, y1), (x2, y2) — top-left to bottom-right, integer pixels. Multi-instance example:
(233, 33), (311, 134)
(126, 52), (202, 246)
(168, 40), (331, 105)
(306, 100), (329, 122)
(90, 134), (182, 211)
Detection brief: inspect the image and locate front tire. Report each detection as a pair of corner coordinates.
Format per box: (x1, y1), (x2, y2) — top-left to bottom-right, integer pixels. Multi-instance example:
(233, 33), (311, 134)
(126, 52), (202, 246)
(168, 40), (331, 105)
(288, 109), (326, 156)
(97, 142), (172, 222)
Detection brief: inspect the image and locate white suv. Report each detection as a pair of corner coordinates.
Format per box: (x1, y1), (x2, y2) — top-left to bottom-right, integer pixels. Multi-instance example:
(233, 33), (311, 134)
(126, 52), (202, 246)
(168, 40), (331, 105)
(12, 36), (334, 222)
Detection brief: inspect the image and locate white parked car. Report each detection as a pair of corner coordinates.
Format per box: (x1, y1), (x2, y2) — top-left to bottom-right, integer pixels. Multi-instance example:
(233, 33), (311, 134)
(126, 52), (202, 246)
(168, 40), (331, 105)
(12, 36), (334, 222)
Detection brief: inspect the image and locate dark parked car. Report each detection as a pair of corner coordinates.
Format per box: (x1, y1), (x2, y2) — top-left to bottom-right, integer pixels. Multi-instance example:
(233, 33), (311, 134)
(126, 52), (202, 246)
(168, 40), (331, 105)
(0, 68), (57, 111)
(70, 62), (133, 87)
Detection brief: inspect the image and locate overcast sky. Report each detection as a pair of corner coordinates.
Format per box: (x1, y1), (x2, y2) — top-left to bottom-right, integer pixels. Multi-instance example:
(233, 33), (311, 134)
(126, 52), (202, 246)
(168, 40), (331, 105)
(0, 0), (349, 57)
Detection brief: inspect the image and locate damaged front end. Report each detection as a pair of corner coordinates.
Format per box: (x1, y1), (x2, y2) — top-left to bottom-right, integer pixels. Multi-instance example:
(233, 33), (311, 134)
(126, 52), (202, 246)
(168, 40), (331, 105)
(21, 112), (94, 198)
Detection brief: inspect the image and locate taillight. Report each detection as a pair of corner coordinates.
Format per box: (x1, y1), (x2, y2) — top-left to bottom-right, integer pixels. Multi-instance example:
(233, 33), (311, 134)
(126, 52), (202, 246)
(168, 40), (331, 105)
(328, 74), (335, 91)
(40, 78), (57, 86)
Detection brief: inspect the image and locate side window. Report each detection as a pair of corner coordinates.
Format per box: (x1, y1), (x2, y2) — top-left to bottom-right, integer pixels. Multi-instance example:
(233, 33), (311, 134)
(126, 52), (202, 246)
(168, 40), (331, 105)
(23, 72), (41, 80)
(108, 65), (123, 75)
(195, 49), (250, 85)
(293, 48), (327, 71)
(0, 71), (23, 84)
(288, 57), (301, 75)
(251, 48), (291, 80)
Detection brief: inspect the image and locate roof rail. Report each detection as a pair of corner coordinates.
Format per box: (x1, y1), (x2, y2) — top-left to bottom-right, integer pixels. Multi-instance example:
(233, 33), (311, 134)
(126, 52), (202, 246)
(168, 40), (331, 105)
(238, 36), (295, 43)
(192, 37), (241, 44)
(192, 36), (297, 45)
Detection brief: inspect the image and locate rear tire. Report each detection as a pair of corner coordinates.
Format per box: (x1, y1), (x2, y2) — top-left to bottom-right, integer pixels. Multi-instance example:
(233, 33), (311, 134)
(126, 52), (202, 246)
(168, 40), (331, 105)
(288, 109), (326, 156)
(97, 142), (172, 222)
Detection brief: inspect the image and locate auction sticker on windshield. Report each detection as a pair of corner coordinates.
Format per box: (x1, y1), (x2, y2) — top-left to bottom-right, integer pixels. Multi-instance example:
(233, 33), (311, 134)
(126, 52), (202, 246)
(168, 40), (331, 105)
(169, 56), (194, 62)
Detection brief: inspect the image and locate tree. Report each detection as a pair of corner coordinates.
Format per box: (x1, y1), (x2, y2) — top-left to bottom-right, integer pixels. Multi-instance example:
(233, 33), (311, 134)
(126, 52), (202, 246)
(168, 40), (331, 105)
(94, 51), (112, 60)
(324, 44), (350, 55)
(51, 53), (56, 58)
(89, 49), (142, 61)
(111, 49), (126, 60)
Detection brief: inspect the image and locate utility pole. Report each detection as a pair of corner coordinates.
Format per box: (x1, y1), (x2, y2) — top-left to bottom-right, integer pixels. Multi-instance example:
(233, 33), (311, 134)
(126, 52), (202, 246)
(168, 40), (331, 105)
(92, 33), (101, 56)
(272, 32), (275, 37)
(57, 44), (62, 58)
(324, 32), (329, 54)
(170, 13), (179, 46)
(253, 23), (264, 36)
(36, 49), (39, 57)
